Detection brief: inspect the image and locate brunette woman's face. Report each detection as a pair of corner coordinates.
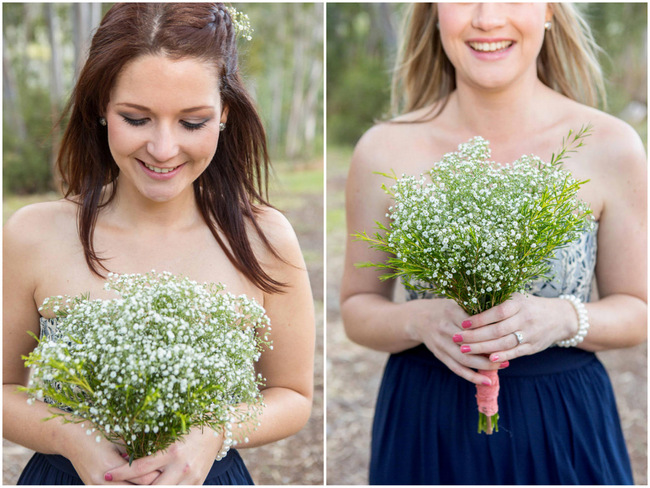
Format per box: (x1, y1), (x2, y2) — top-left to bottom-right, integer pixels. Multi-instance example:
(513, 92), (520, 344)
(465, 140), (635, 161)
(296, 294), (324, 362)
(438, 3), (552, 92)
(105, 55), (227, 203)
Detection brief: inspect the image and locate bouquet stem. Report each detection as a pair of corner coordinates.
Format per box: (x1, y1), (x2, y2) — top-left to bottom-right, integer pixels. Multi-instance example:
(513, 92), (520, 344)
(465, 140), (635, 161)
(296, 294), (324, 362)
(476, 369), (500, 435)
(478, 412), (499, 435)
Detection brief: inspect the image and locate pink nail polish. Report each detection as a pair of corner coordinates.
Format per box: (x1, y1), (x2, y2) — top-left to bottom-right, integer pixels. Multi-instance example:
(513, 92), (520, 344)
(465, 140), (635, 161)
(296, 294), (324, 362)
(491, 355), (500, 362)
(462, 320), (472, 329)
(482, 379), (492, 386)
(105, 473), (113, 482)
(500, 361), (510, 369)
(452, 334), (463, 343)
(460, 345), (471, 353)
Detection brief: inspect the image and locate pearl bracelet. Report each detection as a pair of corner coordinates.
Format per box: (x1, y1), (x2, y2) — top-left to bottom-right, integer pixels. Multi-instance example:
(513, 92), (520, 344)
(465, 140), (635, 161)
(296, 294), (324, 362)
(556, 294), (589, 347)
(216, 425), (233, 461)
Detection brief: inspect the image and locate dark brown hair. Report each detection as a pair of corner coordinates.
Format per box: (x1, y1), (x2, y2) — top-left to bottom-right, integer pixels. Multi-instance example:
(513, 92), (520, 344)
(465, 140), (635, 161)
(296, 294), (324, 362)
(58, 3), (285, 293)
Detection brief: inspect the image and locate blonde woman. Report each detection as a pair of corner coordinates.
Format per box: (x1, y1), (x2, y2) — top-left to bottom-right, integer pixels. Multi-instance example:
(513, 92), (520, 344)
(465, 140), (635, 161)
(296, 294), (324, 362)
(341, 3), (645, 484)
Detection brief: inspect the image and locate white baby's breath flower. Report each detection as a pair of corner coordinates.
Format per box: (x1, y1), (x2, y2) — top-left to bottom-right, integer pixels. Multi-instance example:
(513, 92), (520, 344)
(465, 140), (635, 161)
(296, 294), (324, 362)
(23, 271), (270, 461)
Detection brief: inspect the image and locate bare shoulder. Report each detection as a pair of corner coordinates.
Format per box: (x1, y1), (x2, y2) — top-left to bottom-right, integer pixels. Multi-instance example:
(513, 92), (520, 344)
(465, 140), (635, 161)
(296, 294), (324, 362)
(563, 101), (646, 173)
(4, 199), (77, 249)
(251, 205), (304, 266)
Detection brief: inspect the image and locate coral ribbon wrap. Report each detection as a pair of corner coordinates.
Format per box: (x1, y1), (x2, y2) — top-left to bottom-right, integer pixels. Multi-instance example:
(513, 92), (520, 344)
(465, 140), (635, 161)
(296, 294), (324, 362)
(476, 370), (499, 416)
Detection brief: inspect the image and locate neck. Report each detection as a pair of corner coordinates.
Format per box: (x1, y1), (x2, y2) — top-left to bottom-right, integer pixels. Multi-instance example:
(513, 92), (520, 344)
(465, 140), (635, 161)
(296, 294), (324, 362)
(106, 179), (202, 232)
(448, 73), (553, 144)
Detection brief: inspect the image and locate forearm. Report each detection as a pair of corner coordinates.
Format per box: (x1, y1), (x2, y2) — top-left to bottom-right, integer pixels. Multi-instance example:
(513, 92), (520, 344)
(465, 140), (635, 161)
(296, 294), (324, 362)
(578, 294), (647, 352)
(341, 293), (462, 354)
(233, 386), (311, 449)
(3, 384), (79, 458)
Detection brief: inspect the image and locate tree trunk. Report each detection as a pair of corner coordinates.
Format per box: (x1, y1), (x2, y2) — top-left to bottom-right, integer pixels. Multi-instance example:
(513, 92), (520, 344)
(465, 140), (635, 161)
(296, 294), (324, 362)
(47, 3), (64, 191)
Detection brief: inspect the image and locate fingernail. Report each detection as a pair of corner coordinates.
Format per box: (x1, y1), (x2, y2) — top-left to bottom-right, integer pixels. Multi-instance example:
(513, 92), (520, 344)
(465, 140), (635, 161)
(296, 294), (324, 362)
(105, 473), (113, 482)
(500, 361), (510, 369)
(121, 453), (129, 459)
(460, 345), (471, 353)
(491, 355), (500, 362)
(452, 334), (463, 343)
(462, 320), (472, 329)
(482, 379), (492, 386)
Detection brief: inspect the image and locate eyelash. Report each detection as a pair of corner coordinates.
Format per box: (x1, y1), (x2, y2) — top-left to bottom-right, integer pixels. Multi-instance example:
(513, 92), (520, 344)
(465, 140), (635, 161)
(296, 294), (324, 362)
(120, 116), (209, 132)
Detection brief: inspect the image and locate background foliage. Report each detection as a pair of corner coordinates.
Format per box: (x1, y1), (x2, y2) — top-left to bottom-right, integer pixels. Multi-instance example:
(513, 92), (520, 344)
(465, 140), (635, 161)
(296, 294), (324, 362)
(3, 3), (323, 195)
(327, 3), (647, 148)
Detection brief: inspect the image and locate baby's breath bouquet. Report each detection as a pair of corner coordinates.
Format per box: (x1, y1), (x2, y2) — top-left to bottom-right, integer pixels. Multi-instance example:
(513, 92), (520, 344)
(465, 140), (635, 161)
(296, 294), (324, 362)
(356, 127), (593, 434)
(22, 271), (270, 461)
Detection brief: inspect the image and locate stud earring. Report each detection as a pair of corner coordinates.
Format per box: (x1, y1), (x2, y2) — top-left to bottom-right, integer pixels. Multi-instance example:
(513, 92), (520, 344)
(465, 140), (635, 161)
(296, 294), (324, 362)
(99, 117), (107, 126)
(544, 21), (552, 31)
(219, 122), (226, 131)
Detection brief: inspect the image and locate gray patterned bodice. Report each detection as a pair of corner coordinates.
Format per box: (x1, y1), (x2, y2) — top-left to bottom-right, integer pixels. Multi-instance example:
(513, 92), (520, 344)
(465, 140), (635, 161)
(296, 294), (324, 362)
(39, 317), (59, 341)
(406, 223), (598, 303)
(38, 317), (72, 411)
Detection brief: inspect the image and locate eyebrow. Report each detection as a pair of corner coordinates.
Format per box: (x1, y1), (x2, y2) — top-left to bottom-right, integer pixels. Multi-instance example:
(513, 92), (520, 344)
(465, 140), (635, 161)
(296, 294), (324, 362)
(115, 103), (215, 113)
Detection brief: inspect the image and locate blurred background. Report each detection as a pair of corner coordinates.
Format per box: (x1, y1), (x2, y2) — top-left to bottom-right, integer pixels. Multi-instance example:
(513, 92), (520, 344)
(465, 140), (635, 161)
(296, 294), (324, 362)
(2, 2), (323, 485)
(327, 3), (647, 485)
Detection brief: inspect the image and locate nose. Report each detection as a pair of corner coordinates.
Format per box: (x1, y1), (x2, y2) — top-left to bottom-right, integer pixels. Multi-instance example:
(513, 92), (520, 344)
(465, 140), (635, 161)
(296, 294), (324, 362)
(472, 3), (507, 32)
(146, 124), (180, 162)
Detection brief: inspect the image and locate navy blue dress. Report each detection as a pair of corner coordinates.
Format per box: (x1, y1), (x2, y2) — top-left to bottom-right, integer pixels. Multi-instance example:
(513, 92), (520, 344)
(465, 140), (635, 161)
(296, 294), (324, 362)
(17, 449), (254, 485)
(369, 224), (634, 484)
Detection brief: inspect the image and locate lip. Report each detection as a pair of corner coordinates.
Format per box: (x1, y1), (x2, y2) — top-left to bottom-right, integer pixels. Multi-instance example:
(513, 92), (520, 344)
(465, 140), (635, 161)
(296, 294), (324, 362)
(137, 159), (185, 180)
(466, 38), (515, 60)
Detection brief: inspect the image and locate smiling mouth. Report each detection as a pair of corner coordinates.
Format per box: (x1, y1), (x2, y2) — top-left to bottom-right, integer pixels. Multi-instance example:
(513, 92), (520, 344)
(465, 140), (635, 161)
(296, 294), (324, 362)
(468, 40), (513, 53)
(141, 161), (181, 174)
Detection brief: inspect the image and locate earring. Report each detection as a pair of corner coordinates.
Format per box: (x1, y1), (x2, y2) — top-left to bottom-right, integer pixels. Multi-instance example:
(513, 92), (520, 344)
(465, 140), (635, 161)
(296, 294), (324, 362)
(219, 122), (226, 131)
(99, 117), (107, 126)
(544, 21), (552, 31)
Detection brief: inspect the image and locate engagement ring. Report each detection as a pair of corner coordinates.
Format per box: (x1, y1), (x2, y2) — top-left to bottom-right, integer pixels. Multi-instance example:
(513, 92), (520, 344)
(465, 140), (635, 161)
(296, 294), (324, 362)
(513, 331), (524, 345)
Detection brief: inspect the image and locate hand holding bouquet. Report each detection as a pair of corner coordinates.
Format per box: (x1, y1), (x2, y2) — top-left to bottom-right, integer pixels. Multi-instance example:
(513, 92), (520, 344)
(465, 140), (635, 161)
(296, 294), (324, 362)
(356, 127), (593, 434)
(22, 271), (270, 461)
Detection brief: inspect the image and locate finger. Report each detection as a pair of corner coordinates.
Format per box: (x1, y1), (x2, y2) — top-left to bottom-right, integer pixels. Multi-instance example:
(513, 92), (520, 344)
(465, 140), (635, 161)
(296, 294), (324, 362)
(462, 299), (520, 329)
(458, 330), (519, 356)
(488, 343), (533, 363)
(151, 465), (191, 485)
(106, 453), (168, 482)
(441, 352), (498, 386)
(126, 471), (162, 485)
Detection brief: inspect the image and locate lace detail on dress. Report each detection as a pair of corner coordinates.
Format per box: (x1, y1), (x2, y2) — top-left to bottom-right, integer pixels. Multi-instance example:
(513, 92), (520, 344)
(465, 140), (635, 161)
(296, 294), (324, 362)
(38, 317), (73, 412)
(405, 223), (599, 303)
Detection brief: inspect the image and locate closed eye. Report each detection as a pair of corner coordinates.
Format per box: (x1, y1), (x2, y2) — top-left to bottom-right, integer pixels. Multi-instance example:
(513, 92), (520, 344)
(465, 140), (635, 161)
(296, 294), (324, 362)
(121, 115), (147, 127)
(180, 120), (209, 132)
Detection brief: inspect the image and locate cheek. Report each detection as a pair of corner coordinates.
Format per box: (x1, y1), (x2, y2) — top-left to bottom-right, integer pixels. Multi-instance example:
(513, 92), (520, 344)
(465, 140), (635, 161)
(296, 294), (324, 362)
(106, 124), (140, 159)
(437, 7), (467, 62)
(193, 132), (220, 163)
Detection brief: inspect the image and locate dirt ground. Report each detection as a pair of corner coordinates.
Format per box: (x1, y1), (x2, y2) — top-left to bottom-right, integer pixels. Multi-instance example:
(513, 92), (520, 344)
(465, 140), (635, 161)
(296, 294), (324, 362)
(325, 157), (647, 485)
(2, 174), (324, 485)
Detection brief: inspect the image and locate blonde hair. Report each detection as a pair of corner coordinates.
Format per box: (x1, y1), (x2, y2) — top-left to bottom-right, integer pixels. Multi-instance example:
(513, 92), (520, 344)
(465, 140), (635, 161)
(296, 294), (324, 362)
(391, 3), (606, 117)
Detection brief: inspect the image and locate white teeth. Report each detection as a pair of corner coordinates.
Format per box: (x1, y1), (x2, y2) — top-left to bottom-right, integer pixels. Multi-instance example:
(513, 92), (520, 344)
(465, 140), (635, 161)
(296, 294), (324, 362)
(469, 40), (513, 52)
(144, 163), (177, 174)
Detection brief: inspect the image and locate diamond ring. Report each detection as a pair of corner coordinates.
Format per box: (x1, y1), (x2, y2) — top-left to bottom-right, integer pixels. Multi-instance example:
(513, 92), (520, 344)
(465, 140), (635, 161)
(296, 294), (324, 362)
(513, 331), (524, 345)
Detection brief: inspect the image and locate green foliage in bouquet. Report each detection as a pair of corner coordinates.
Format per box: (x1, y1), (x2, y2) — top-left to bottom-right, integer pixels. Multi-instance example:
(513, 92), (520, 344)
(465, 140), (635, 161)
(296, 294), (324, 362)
(22, 271), (271, 462)
(355, 127), (594, 434)
(356, 127), (594, 315)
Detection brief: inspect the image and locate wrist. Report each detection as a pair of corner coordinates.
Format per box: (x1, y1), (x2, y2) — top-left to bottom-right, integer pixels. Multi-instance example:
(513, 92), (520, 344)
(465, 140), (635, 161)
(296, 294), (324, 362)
(556, 295), (590, 347)
(557, 297), (579, 341)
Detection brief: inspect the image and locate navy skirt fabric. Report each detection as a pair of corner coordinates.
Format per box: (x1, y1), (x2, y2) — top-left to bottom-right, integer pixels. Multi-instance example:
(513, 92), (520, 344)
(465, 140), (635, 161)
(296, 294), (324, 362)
(369, 345), (633, 485)
(17, 449), (254, 485)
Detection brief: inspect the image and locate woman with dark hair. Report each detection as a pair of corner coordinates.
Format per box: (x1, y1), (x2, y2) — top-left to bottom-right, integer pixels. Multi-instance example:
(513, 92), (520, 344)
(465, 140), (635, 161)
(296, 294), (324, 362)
(341, 3), (646, 484)
(4, 3), (314, 485)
